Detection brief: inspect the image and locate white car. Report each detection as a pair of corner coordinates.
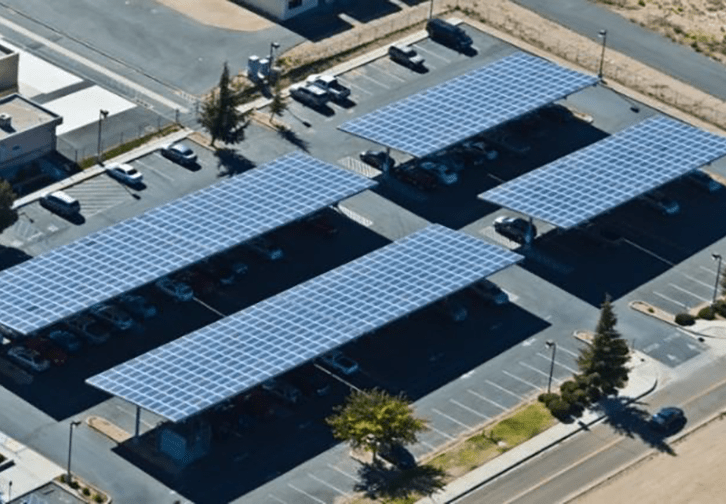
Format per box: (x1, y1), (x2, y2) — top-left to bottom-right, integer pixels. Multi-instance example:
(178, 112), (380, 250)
(90, 303), (134, 330)
(154, 277), (195, 301)
(7, 346), (50, 372)
(106, 163), (143, 185)
(320, 351), (359, 375)
(420, 162), (457, 185)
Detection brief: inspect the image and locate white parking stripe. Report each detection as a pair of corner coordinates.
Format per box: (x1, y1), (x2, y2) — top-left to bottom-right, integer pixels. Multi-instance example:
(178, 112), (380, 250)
(413, 45), (450, 62)
(348, 69), (390, 89)
(485, 379), (525, 400)
(681, 273), (715, 290)
(700, 265), (718, 276)
(467, 389), (507, 411)
(326, 464), (359, 482)
(668, 283), (710, 302)
(428, 425), (456, 441)
(536, 353), (578, 374)
(555, 345), (579, 358)
(342, 79), (373, 96)
(307, 474), (349, 496)
(288, 483), (326, 504)
(653, 291), (688, 308)
(623, 239), (675, 266)
(450, 399), (490, 419)
(431, 408), (473, 430)
(268, 494), (288, 504)
(417, 438), (438, 451)
(144, 163), (175, 183)
(519, 361), (551, 379)
(502, 370), (540, 390)
(375, 62), (408, 82)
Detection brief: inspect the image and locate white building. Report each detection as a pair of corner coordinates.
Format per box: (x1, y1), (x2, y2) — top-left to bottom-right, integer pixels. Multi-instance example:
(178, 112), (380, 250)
(240, 0), (325, 21)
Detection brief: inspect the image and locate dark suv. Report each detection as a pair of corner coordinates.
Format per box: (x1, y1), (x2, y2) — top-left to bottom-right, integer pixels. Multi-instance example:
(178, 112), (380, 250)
(426, 19), (473, 51)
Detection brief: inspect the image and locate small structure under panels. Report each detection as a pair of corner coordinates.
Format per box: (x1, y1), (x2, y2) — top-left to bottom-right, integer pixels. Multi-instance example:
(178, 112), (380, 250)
(87, 225), (522, 423)
(338, 52), (597, 158)
(478, 116), (726, 229)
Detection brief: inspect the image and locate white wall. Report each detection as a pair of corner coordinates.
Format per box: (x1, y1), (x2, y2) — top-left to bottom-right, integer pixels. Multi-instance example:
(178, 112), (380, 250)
(240, 0), (319, 21)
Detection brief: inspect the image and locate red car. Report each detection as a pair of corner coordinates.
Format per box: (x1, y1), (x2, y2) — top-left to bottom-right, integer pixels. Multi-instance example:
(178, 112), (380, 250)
(23, 338), (68, 366)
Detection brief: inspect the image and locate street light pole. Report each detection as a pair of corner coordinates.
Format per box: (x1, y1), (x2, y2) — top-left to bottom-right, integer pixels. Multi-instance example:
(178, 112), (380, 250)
(429, 0), (434, 19)
(598, 29), (608, 79)
(545, 340), (556, 394)
(97, 109), (109, 166)
(712, 253), (722, 305)
(67, 421), (81, 484)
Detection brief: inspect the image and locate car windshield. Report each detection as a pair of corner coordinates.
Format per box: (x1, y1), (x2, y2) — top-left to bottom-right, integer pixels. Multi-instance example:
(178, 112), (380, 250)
(176, 145), (192, 155)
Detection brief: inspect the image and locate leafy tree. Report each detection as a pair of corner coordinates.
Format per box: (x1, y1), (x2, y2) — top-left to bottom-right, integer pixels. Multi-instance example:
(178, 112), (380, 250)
(577, 294), (630, 396)
(326, 389), (428, 460)
(199, 62), (249, 147)
(720, 266), (726, 298)
(268, 84), (288, 127)
(0, 179), (17, 233)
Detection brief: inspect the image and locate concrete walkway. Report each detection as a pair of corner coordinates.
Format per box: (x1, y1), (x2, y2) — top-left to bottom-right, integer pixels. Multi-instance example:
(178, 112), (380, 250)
(0, 432), (64, 501)
(414, 350), (660, 504)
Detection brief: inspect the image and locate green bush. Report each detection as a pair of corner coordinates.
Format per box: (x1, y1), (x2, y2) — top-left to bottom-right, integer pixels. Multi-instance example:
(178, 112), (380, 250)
(94, 494), (104, 503)
(699, 306), (716, 320)
(675, 313), (696, 326)
(538, 392), (559, 406)
(69, 481), (80, 490)
(559, 380), (579, 396)
(546, 397), (571, 419)
(83, 487), (91, 496)
(714, 300), (726, 317)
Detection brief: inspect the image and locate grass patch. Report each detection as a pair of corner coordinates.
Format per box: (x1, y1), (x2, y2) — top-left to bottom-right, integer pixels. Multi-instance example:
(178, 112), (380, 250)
(78, 124), (182, 169)
(491, 402), (554, 447)
(430, 434), (499, 477)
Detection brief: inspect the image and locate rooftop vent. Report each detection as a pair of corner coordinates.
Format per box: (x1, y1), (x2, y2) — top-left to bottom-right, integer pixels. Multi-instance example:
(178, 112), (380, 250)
(0, 113), (11, 128)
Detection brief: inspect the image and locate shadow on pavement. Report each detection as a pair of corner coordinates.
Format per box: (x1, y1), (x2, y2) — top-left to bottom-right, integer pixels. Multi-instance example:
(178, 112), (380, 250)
(214, 148), (256, 177)
(355, 460), (446, 501)
(276, 127), (310, 152)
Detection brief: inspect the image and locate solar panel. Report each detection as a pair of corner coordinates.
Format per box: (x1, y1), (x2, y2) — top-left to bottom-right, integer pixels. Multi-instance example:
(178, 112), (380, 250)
(479, 117), (726, 229)
(87, 225), (522, 422)
(338, 52), (597, 157)
(0, 152), (376, 335)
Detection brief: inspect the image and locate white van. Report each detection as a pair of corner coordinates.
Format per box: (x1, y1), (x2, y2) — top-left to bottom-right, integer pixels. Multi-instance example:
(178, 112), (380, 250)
(40, 191), (80, 216)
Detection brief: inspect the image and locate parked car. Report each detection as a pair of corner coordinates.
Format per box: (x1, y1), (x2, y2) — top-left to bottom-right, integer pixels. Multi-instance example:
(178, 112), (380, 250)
(106, 163), (143, 186)
(23, 338), (68, 366)
(468, 279), (509, 306)
(650, 406), (685, 431)
(7, 346), (50, 372)
(261, 378), (303, 405)
(433, 298), (468, 322)
(319, 350), (359, 375)
(90, 303), (134, 330)
(493, 216), (537, 244)
(577, 222), (623, 248)
(214, 258), (250, 286)
(388, 44), (425, 69)
(640, 191), (680, 216)
(360, 150), (394, 170)
(461, 140), (499, 161)
(39, 191), (80, 217)
(420, 161), (457, 185)
(154, 277), (195, 302)
(117, 294), (157, 320)
(390, 165), (438, 191)
(47, 329), (83, 353)
(686, 170), (720, 193)
(305, 74), (351, 102)
(175, 270), (216, 296)
(290, 83), (329, 108)
(426, 18), (473, 51)
(161, 143), (197, 166)
(244, 237), (284, 261)
(287, 364), (332, 397)
(379, 443), (416, 470)
(302, 214), (338, 237)
(64, 314), (111, 345)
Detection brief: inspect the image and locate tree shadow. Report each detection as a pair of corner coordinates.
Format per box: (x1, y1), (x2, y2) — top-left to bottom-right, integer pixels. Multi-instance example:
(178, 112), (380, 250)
(214, 148), (256, 177)
(276, 127), (310, 152)
(354, 459), (446, 501)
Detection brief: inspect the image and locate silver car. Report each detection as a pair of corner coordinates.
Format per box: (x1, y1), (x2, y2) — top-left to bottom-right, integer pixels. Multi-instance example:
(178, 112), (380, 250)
(7, 346), (50, 372)
(90, 303), (134, 330)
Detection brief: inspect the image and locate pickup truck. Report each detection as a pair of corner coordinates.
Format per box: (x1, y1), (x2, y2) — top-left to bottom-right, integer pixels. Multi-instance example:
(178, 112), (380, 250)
(290, 83), (329, 108)
(306, 74), (351, 102)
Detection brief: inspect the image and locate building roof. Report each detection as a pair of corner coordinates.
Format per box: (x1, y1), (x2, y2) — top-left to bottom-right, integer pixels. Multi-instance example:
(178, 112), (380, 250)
(0, 94), (62, 140)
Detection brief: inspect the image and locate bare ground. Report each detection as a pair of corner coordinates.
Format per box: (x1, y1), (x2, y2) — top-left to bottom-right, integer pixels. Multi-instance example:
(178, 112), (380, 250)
(154, 0), (272, 31)
(573, 414), (726, 504)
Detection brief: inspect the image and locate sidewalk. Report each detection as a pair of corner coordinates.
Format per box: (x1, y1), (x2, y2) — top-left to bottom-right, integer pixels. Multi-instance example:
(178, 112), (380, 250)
(12, 128), (192, 210)
(414, 350), (661, 504)
(0, 432), (64, 501)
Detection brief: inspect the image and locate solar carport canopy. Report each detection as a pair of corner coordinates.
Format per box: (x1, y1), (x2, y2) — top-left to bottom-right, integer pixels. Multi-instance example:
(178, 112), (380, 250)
(87, 225), (522, 422)
(0, 152), (376, 336)
(479, 117), (726, 229)
(338, 52), (597, 157)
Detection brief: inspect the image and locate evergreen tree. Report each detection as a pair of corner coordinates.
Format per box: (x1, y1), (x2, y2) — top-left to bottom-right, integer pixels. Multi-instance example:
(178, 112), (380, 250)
(199, 62), (249, 147)
(0, 180), (17, 233)
(268, 84), (288, 127)
(577, 294), (630, 396)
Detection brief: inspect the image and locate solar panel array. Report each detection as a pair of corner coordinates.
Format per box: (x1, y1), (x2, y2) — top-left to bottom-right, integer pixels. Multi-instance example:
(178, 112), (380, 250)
(338, 52), (597, 157)
(479, 117), (726, 229)
(87, 225), (522, 422)
(0, 152), (376, 335)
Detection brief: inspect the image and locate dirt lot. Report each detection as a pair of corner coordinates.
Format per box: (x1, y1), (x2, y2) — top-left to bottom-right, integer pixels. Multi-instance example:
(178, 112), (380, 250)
(574, 415), (726, 503)
(155, 0), (272, 31)
(599, 0), (726, 64)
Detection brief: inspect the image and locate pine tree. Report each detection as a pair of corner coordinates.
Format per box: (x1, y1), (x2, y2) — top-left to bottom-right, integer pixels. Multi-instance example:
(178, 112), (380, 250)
(199, 62), (249, 147)
(577, 294), (630, 396)
(268, 84), (288, 127)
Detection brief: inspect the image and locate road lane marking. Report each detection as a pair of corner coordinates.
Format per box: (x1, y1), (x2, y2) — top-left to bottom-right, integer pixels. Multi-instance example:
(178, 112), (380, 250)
(485, 379), (525, 400)
(432, 408), (474, 431)
(536, 352), (578, 374)
(287, 483), (326, 504)
(668, 283), (710, 302)
(623, 239), (675, 266)
(450, 398), (490, 419)
(467, 389), (507, 411)
(502, 370), (540, 390)
(652, 291), (687, 308)
(307, 474), (349, 496)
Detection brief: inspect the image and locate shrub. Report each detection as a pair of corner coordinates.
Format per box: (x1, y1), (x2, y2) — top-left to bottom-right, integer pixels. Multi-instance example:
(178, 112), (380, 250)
(699, 306), (716, 320)
(546, 397), (571, 419)
(94, 494), (104, 503)
(559, 380), (579, 396)
(638, 0), (645, 5)
(538, 392), (559, 406)
(714, 300), (726, 317)
(675, 313), (696, 326)
(69, 481), (80, 490)
(83, 487), (91, 496)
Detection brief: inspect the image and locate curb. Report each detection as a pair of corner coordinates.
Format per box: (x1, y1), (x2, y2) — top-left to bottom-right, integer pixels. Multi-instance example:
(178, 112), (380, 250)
(629, 300), (726, 340)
